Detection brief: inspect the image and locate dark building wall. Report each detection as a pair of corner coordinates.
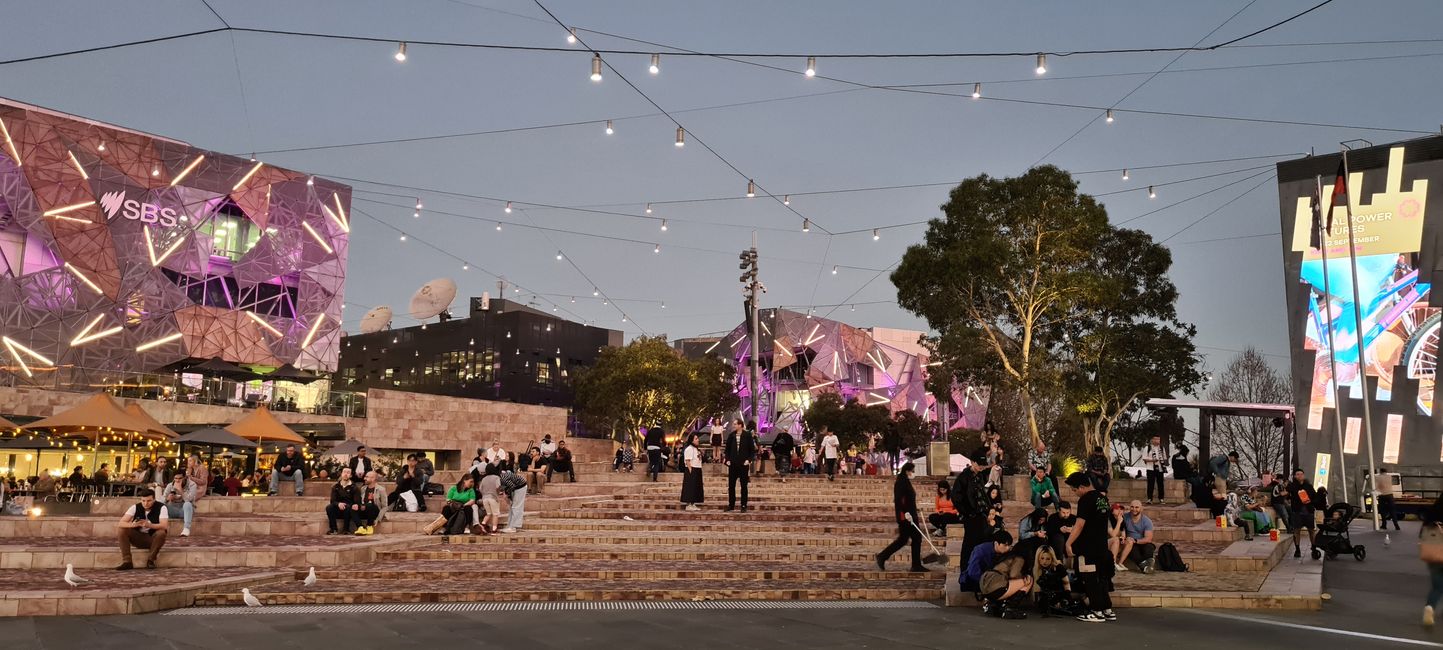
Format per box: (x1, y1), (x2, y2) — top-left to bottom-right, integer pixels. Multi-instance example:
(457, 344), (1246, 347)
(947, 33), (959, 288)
(335, 299), (617, 408)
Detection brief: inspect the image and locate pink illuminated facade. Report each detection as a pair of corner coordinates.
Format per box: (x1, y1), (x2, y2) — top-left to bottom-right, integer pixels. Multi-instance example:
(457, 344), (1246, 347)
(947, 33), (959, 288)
(0, 98), (348, 384)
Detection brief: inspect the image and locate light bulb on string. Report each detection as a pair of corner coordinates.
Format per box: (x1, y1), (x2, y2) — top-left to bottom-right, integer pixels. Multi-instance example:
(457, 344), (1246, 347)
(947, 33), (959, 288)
(804, 56), (816, 77)
(972, 83), (981, 99)
(463, 263), (469, 270)
(661, 302), (666, 309)
(653, 243), (661, 254)
(675, 127), (685, 147)
(306, 176), (314, 186)
(97, 141), (106, 152)
(802, 219), (811, 232)
(395, 42), (407, 62)
(1105, 109), (1114, 124)
(566, 28), (577, 44)
(570, 296), (576, 303)
(590, 53), (603, 82)
(873, 229), (880, 241)
(413, 211), (420, 218)
(556, 250), (564, 260)
(495, 222), (502, 231)
(660, 219), (668, 231)
(399, 234), (406, 242)
(1148, 186), (1156, 199)
(649, 53), (660, 75)
(1121, 169), (1129, 181)
(415, 199), (423, 210)
(593, 288), (600, 296)
(831, 265), (838, 275)
(746, 180), (755, 198)
(783, 195), (790, 205)
(605, 120), (614, 135)
(1035, 53), (1047, 75)
(504, 201), (513, 214)
(645, 203), (653, 214)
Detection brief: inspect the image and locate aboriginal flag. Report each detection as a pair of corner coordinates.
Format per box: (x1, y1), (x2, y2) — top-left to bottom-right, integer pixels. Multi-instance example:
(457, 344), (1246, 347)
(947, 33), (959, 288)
(1327, 158), (1347, 235)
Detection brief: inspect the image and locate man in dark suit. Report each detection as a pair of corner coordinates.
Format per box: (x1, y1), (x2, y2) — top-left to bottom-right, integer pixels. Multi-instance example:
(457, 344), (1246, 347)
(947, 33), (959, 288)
(724, 419), (756, 512)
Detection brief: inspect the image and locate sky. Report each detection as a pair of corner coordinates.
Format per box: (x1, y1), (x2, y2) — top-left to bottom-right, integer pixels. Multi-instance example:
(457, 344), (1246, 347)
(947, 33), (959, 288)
(3, 0), (1442, 384)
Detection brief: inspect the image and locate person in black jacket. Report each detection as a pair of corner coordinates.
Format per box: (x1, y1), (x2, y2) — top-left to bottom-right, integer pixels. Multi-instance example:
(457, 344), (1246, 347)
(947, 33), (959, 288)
(644, 427), (666, 481)
(324, 468), (361, 535)
(952, 455), (992, 563)
(724, 419), (756, 512)
(876, 462), (926, 572)
(348, 445), (374, 483)
(771, 430), (796, 483)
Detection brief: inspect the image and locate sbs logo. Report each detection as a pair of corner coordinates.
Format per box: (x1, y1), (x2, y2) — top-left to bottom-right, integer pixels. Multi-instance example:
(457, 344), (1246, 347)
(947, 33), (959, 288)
(98, 190), (181, 227)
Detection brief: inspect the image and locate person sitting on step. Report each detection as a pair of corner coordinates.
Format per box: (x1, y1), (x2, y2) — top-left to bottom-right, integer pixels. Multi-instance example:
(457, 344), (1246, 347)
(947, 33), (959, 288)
(613, 444), (635, 473)
(355, 470), (388, 535)
(324, 468), (360, 535)
(160, 472), (198, 537)
(1117, 500), (1157, 573)
(1019, 507), (1048, 544)
(442, 474), (484, 536)
(268, 444), (306, 496)
(116, 488), (168, 570)
(1044, 501), (1076, 561)
(546, 439), (576, 483)
(928, 479), (961, 537)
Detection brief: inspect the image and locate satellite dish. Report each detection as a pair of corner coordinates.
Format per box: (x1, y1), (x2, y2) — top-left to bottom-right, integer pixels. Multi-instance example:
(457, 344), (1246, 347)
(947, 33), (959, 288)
(359, 306), (393, 334)
(410, 278), (457, 321)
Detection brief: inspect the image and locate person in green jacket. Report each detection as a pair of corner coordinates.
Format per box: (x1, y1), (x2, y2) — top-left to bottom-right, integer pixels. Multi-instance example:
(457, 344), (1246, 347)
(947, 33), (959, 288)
(1031, 468), (1057, 511)
(443, 475), (482, 535)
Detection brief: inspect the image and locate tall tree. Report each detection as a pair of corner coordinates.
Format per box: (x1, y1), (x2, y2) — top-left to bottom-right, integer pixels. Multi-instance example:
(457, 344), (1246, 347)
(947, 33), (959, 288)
(1208, 348), (1292, 478)
(894, 166), (1108, 449)
(573, 336), (738, 445)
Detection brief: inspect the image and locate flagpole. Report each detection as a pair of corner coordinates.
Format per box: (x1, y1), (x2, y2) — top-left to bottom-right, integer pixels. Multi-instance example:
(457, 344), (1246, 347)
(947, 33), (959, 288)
(1338, 148), (1381, 530)
(1315, 174), (1349, 504)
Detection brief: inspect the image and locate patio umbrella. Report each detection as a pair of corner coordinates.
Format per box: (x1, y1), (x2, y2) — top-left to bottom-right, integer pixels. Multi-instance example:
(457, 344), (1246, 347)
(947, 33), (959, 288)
(187, 357), (255, 380)
(122, 403), (179, 439)
(23, 393), (173, 443)
(0, 415), (20, 431)
(326, 438), (365, 457)
(265, 363), (321, 385)
(175, 427), (258, 449)
(225, 405), (306, 450)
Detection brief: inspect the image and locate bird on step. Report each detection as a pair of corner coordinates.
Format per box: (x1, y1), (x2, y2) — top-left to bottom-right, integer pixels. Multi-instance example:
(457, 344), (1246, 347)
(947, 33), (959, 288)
(63, 564), (89, 587)
(242, 588), (264, 607)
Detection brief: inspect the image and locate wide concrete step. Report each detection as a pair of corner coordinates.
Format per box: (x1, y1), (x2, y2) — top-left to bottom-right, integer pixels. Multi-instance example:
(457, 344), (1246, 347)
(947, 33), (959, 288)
(293, 559), (940, 582)
(379, 542), (904, 563)
(436, 530), (894, 548)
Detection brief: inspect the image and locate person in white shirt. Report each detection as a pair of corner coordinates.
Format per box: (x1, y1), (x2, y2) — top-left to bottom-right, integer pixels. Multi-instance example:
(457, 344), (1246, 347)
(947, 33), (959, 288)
(803, 444), (818, 474)
(708, 418), (725, 463)
(680, 432), (705, 511)
(1143, 436), (1167, 504)
(540, 435), (558, 460)
(116, 488), (168, 570)
(486, 441), (507, 466)
(821, 427), (840, 481)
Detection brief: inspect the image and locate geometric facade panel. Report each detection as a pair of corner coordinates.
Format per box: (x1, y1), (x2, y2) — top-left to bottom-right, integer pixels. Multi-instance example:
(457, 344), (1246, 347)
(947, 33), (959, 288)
(0, 97), (348, 384)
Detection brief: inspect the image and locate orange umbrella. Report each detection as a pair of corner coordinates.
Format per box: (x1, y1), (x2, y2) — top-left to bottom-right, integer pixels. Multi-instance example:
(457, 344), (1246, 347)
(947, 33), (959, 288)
(0, 414), (19, 431)
(122, 402), (179, 439)
(225, 405), (306, 447)
(23, 393), (172, 442)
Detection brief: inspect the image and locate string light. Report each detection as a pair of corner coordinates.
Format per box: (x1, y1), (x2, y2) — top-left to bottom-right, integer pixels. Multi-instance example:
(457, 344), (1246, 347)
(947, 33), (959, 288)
(802, 219), (811, 232)
(495, 222), (502, 231)
(556, 250), (563, 260)
(660, 219), (668, 231)
(97, 141), (105, 152)
(675, 127), (685, 147)
(1035, 53), (1047, 75)
(605, 120), (614, 135)
(413, 210), (420, 218)
(1122, 168), (1129, 181)
(653, 243), (661, 254)
(1106, 109), (1115, 123)
(566, 28), (577, 44)
(1148, 185), (1157, 199)
(590, 53), (603, 82)
(831, 265), (838, 274)
(504, 201), (513, 213)
(805, 56), (816, 77)
(570, 296), (576, 303)
(746, 180), (756, 198)
(649, 53), (660, 75)
(462, 263), (469, 270)
(415, 199), (423, 210)
(593, 288), (600, 296)
(399, 234), (407, 241)
(872, 228), (880, 241)
(395, 42), (407, 62)
(661, 302), (666, 309)
(783, 195), (790, 205)
(306, 176), (314, 186)
(645, 203), (653, 214)
(972, 83), (981, 99)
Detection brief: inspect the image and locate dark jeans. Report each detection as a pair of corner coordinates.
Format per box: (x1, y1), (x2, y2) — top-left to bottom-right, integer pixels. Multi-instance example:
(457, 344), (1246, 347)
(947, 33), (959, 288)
(326, 503), (358, 532)
(547, 463), (575, 483)
(1126, 541), (1156, 565)
(1429, 563), (1443, 609)
(647, 448), (663, 481)
(1079, 571), (1113, 612)
(1146, 469), (1165, 501)
(824, 458), (838, 480)
(1378, 495), (1401, 530)
(358, 503), (380, 526)
(727, 464), (749, 509)
(927, 512), (961, 533)
(879, 520), (922, 569)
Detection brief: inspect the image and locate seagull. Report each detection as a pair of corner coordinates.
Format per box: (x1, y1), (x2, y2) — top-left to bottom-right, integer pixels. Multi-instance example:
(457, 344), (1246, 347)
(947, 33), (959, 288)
(242, 588), (263, 607)
(63, 564), (89, 587)
(1384, 534), (1392, 547)
(303, 567), (317, 587)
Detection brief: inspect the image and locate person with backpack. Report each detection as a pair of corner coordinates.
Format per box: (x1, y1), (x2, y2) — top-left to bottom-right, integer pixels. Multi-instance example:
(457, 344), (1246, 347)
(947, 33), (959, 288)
(1171, 444), (1196, 499)
(952, 453), (993, 562)
(643, 427), (666, 482)
(771, 430), (795, 483)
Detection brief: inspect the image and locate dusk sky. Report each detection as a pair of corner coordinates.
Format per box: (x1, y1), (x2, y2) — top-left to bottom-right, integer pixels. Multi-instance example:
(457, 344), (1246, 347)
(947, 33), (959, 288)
(4, 0), (1441, 380)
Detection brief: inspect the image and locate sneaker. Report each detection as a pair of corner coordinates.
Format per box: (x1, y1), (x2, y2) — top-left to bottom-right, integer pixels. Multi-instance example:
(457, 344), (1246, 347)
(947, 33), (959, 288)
(1115, 562), (1128, 572)
(1293, 549), (1302, 558)
(499, 527), (517, 534)
(1425, 605), (1435, 627)
(1140, 559), (1154, 574)
(1077, 611), (1107, 623)
(115, 562), (134, 571)
(875, 554), (886, 571)
(740, 506), (748, 513)
(267, 491), (277, 497)
(685, 504), (700, 512)
(181, 528), (190, 537)
(1103, 609), (1117, 621)
(145, 560), (156, 570)
(326, 530), (337, 536)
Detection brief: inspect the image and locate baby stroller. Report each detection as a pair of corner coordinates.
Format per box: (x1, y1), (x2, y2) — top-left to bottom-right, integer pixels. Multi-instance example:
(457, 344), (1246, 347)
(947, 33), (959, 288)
(1312, 502), (1366, 561)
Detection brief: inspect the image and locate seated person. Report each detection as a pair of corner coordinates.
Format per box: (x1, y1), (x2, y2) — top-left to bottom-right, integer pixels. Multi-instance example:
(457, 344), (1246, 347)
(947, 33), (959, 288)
(68, 466), (87, 489)
(1117, 500), (1157, 573)
(959, 529), (1014, 594)
(441, 474), (483, 536)
(1237, 486), (1272, 541)
(33, 471), (58, 500)
(160, 472), (199, 537)
(324, 468), (360, 535)
(223, 472), (242, 497)
(116, 488), (168, 570)
(1030, 468), (1056, 510)
(1030, 544), (1074, 615)
(522, 447), (545, 495)
(268, 444), (306, 496)
(927, 480), (961, 536)
(1044, 501), (1076, 561)
(547, 440), (576, 483)
(354, 470), (388, 535)
(613, 445), (635, 473)
(1018, 507), (1048, 543)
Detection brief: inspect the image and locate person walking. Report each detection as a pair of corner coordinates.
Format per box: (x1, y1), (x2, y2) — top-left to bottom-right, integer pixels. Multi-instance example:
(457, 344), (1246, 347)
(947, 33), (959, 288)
(1421, 493), (1443, 627)
(1376, 466), (1402, 531)
(771, 430), (795, 483)
(644, 427), (666, 482)
(821, 427), (840, 481)
(680, 432), (705, 511)
(876, 462), (927, 573)
(1065, 471), (1117, 623)
(724, 419), (756, 512)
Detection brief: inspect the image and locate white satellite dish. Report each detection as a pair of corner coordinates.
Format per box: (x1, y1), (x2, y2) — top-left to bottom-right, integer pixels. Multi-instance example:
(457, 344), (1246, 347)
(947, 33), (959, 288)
(359, 306), (393, 334)
(410, 278), (457, 321)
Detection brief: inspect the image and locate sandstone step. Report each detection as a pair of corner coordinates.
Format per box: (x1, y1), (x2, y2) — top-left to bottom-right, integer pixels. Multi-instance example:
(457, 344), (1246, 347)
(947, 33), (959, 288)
(575, 500), (922, 514)
(436, 530), (894, 548)
(292, 559), (940, 582)
(379, 542), (905, 563)
(193, 577), (945, 606)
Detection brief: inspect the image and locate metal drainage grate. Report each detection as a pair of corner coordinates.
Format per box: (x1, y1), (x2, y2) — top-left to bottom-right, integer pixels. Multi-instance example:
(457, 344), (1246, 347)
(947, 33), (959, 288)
(166, 600), (939, 616)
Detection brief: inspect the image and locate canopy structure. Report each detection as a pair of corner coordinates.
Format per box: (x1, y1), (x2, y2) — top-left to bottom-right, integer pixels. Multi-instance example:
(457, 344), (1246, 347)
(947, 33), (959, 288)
(176, 427), (258, 449)
(0, 415), (20, 431)
(187, 357), (255, 379)
(0, 432), (60, 449)
(225, 405), (306, 448)
(326, 438), (365, 457)
(264, 363), (321, 385)
(1145, 398), (1296, 479)
(23, 393), (176, 443)
(122, 403), (179, 439)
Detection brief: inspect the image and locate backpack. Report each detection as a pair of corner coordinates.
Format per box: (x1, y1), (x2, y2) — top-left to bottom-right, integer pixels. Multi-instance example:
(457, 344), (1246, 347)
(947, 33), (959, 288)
(1156, 542), (1189, 572)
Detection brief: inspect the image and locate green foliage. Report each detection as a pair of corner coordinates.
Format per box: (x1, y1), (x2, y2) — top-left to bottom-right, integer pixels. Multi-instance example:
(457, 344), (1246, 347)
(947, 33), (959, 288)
(888, 409), (934, 452)
(801, 392), (890, 451)
(573, 336), (738, 445)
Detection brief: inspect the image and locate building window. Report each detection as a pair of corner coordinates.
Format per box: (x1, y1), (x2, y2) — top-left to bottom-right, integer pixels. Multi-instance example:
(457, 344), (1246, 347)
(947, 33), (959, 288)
(536, 360), (551, 385)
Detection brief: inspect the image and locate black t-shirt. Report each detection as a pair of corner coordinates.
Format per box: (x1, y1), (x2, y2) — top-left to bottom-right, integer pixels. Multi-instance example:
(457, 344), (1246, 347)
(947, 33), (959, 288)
(1076, 490), (1111, 551)
(1045, 512), (1076, 537)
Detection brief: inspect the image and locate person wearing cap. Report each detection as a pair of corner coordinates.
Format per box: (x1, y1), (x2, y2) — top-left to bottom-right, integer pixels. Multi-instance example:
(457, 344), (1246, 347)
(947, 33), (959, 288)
(876, 462), (927, 572)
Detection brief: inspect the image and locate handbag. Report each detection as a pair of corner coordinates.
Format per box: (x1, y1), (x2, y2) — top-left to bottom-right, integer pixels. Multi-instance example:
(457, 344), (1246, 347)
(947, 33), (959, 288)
(1421, 523), (1443, 564)
(398, 490), (419, 513)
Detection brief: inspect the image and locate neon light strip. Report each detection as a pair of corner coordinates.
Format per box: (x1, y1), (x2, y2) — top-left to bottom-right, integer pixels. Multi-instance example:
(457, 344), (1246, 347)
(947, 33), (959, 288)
(759, 320), (771, 336)
(776, 344), (793, 358)
(63, 262), (103, 295)
(729, 336), (746, 348)
(866, 391), (890, 406)
(169, 154), (205, 187)
(808, 380), (835, 391)
(2, 336), (55, 378)
(300, 314), (326, 349)
(0, 118), (19, 167)
(70, 314), (122, 347)
(232, 161), (263, 191)
(43, 201), (96, 217)
(804, 323), (820, 345)
(321, 205), (350, 233)
(245, 311), (284, 337)
(332, 193), (348, 225)
(301, 222), (334, 254)
(135, 332), (183, 352)
(67, 151), (88, 179)
(704, 340), (721, 354)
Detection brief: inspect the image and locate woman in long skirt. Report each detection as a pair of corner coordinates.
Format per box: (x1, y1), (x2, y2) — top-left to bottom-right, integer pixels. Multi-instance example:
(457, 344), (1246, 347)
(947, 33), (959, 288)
(681, 432), (704, 511)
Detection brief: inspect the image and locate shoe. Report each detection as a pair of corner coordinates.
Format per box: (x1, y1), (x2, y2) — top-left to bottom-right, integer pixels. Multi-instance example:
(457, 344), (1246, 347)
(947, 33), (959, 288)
(181, 528), (190, 537)
(1115, 563), (1128, 572)
(1103, 609), (1117, 621)
(875, 555), (886, 571)
(740, 506), (748, 513)
(1145, 500), (1152, 505)
(295, 492), (304, 497)
(981, 600), (1003, 617)
(326, 530), (337, 535)
(115, 562), (134, 571)
(145, 560), (156, 570)
(1244, 535), (1254, 541)
(500, 527), (517, 534)
(685, 505), (700, 512)
(909, 566), (929, 573)
(469, 524), (483, 535)
(1077, 611), (1107, 623)
(724, 507), (735, 512)
(1425, 605), (1435, 627)
(999, 605), (1028, 620)
(267, 491), (277, 497)
(1293, 549), (1302, 558)
(1140, 560), (1154, 574)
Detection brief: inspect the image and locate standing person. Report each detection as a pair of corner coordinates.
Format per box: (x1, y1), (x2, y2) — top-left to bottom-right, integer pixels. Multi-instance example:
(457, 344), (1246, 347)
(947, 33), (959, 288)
(986, 438), (1004, 488)
(1209, 451), (1239, 495)
(348, 445), (374, 482)
(115, 488), (168, 570)
(268, 444), (305, 497)
(1143, 436), (1167, 504)
(876, 462), (927, 572)
(952, 453), (992, 563)
(643, 427), (666, 482)
(1420, 493), (1443, 627)
(708, 418), (725, 463)
(680, 432), (705, 511)
(1171, 444), (1196, 499)
(1064, 471), (1117, 623)
(160, 472), (198, 537)
(803, 444), (818, 475)
(1268, 473), (1291, 533)
(324, 468), (359, 535)
(1376, 466), (1401, 531)
(1285, 468), (1319, 559)
(1086, 447), (1110, 495)
(752, 424), (768, 477)
(478, 464), (502, 535)
(771, 429), (795, 483)
(820, 427), (840, 481)
(724, 419), (756, 512)
(498, 467), (528, 533)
